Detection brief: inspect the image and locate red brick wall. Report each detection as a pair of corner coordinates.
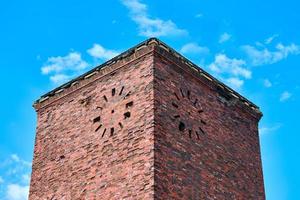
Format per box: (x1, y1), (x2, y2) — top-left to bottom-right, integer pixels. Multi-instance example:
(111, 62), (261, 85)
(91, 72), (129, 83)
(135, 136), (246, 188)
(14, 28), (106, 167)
(153, 47), (265, 199)
(30, 42), (265, 199)
(30, 51), (155, 199)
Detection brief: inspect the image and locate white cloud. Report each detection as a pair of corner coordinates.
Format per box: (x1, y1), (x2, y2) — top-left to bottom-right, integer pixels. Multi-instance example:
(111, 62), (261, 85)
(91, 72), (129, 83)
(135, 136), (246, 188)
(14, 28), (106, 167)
(208, 54), (252, 79)
(6, 184), (29, 200)
(0, 156), (31, 200)
(50, 74), (71, 85)
(121, 0), (187, 37)
(11, 155), (20, 163)
(180, 43), (209, 55)
(280, 91), (292, 102)
(195, 13), (203, 18)
(87, 44), (119, 60)
(225, 77), (244, 89)
(208, 54), (252, 89)
(259, 124), (281, 135)
(41, 52), (90, 85)
(219, 32), (231, 43)
(265, 34), (279, 44)
(263, 79), (272, 88)
(242, 43), (300, 66)
(21, 174), (30, 184)
(41, 52), (88, 75)
(10, 154), (31, 167)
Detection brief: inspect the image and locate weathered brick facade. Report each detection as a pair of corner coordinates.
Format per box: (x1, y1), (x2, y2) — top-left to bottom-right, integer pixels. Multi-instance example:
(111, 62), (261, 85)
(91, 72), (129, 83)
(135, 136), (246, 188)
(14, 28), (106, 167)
(30, 38), (265, 199)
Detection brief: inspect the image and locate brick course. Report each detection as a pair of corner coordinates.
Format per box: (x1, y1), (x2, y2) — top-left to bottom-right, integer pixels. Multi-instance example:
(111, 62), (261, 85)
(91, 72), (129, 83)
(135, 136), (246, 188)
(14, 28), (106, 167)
(30, 38), (265, 199)
(153, 48), (264, 199)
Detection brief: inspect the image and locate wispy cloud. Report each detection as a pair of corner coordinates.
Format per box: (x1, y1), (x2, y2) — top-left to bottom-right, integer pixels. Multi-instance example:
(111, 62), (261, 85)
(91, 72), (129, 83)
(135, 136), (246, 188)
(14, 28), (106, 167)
(21, 174), (30, 184)
(209, 54), (251, 79)
(49, 74), (71, 85)
(263, 79), (272, 88)
(259, 124), (282, 135)
(180, 43), (209, 55)
(195, 13), (203, 18)
(121, 0), (187, 37)
(10, 155), (20, 163)
(242, 43), (300, 66)
(41, 52), (88, 75)
(225, 77), (244, 90)
(10, 155), (31, 168)
(87, 44), (119, 60)
(41, 51), (88, 85)
(219, 32), (231, 43)
(0, 154), (31, 200)
(280, 91), (292, 102)
(6, 184), (29, 200)
(265, 34), (279, 44)
(41, 43), (120, 85)
(208, 53), (251, 89)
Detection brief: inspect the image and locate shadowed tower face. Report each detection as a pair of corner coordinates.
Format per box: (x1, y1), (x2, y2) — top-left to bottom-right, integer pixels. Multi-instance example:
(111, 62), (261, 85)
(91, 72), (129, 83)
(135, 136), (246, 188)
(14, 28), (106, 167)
(30, 38), (265, 200)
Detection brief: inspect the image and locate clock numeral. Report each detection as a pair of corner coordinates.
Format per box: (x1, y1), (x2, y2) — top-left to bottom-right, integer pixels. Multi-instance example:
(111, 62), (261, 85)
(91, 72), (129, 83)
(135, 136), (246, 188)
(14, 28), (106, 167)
(103, 95), (108, 102)
(124, 112), (131, 119)
(119, 86), (124, 96)
(179, 122), (185, 132)
(126, 101), (133, 108)
(172, 102), (179, 108)
(102, 128), (107, 138)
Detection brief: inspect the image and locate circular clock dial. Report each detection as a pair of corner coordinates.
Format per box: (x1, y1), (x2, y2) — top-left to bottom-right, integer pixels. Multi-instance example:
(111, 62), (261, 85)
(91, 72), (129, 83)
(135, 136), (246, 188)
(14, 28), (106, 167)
(171, 87), (206, 139)
(92, 86), (133, 138)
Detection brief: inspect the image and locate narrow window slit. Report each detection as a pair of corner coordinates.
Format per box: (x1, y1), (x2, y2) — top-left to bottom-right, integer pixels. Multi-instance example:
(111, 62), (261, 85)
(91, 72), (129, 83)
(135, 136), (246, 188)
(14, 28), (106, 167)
(174, 92), (180, 101)
(112, 88), (116, 96)
(119, 122), (123, 129)
(93, 116), (101, 123)
(119, 86), (124, 95)
(103, 95), (108, 102)
(59, 155), (65, 160)
(124, 112), (131, 119)
(179, 122), (185, 132)
(110, 128), (114, 136)
(172, 102), (179, 108)
(102, 128), (107, 138)
(126, 101), (133, 108)
(95, 124), (102, 132)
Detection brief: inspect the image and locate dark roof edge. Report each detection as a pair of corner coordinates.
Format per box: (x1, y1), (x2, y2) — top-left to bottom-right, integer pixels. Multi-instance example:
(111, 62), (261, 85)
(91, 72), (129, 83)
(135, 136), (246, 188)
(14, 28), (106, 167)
(34, 37), (262, 116)
(34, 38), (156, 104)
(152, 39), (262, 116)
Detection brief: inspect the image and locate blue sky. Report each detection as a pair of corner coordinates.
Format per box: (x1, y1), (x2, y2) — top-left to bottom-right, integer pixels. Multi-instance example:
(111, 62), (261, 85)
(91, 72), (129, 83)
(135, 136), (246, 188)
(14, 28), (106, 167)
(0, 0), (299, 199)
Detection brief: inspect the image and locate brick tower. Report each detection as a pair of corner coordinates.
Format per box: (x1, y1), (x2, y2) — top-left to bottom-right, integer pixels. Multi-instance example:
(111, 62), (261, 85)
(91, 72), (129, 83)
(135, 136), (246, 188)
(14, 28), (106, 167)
(30, 38), (265, 199)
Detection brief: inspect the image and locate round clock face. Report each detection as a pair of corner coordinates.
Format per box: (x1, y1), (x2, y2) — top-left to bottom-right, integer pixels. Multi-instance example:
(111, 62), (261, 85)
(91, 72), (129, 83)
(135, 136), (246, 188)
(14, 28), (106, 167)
(171, 87), (206, 140)
(91, 86), (133, 139)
